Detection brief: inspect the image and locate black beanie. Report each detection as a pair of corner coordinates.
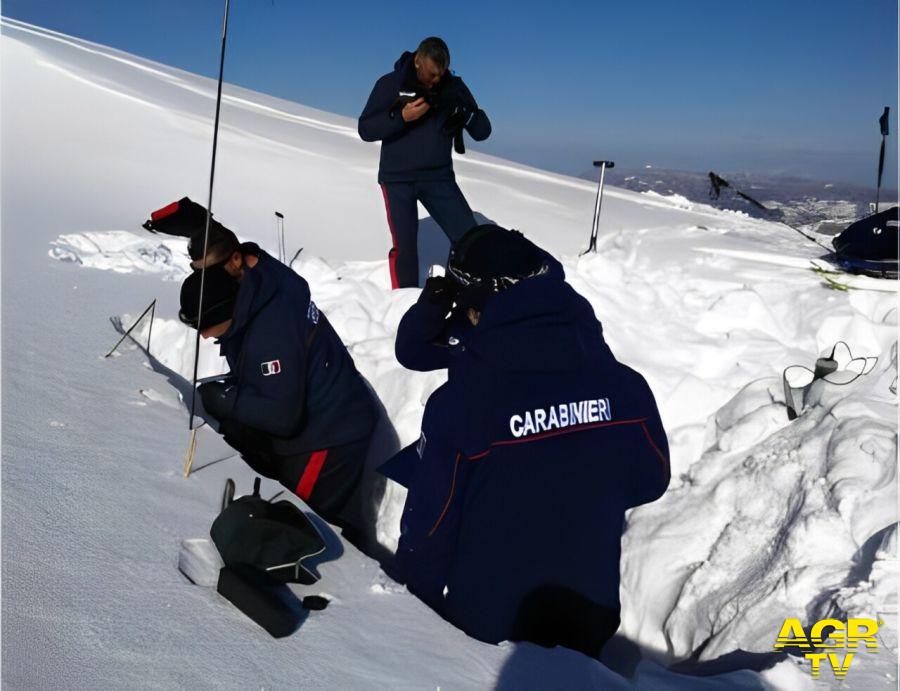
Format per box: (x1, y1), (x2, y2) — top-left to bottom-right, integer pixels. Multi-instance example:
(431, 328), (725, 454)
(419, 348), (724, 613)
(179, 265), (240, 330)
(447, 225), (547, 310)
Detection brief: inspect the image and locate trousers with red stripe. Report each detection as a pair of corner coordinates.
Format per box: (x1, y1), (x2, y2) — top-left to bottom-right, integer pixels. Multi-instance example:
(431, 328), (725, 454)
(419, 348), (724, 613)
(380, 180), (476, 288)
(222, 422), (369, 526)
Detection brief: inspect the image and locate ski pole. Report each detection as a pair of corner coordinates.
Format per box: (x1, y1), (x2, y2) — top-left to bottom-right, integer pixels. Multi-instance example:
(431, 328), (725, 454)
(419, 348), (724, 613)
(582, 160), (614, 255)
(876, 106), (890, 213)
(187, 0), (231, 441)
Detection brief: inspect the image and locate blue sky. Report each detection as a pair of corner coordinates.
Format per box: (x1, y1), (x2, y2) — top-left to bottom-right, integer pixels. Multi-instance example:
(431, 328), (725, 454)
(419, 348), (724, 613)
(4, 0), (897, 188)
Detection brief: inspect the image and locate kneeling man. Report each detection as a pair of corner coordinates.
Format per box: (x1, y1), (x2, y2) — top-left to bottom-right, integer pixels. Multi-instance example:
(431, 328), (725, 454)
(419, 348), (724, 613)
(179, 234), (377, 528)
(383, 225), (670, 657)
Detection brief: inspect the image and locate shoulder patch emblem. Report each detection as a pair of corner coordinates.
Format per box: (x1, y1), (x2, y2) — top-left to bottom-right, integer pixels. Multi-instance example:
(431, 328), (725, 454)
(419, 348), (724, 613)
(307, 300), (320, 325)
(261, 359), (281, 376)
(416, 431), (427, 458)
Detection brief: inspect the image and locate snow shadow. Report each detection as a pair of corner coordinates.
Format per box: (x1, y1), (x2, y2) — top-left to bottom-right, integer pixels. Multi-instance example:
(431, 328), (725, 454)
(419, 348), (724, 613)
(612, 631), (790, 680)
(668, 648), (789, 679)
(416, 211), (495, 287)
(108, 315), (219, 430)
(495, 634), (786, 689)
(495, 641), (630, 689)
(603, 633), (786, 687)
(342, 380), (400, 568)
(496, 635), (787, 690)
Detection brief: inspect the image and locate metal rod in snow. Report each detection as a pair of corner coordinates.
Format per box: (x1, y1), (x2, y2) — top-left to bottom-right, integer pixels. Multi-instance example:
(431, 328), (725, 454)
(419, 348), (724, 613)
(588, 171), (603, 252)
(275, 211), (285, 263)
(188, 0), (231, 431)
(876, 106), (890, 213)
(105, 299), (157, 358)
(583, 160), (614, 254)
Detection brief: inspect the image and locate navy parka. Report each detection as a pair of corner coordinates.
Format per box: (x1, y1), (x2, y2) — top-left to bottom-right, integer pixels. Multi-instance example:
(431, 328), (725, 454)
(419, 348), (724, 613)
(214, 250), (376, 456)
(384, 263), (670, 645)
(358, 52), (491, 183)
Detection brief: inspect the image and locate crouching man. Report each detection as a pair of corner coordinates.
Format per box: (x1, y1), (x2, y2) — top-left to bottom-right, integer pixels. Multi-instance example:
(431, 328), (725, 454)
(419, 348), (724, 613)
(178, 230), (377, 529)
(381, 225), (670, 657)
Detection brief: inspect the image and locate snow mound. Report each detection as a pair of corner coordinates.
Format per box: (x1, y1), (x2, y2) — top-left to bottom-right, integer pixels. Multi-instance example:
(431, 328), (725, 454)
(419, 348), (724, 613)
(49, 230), (190, 279)
(111, 237), (899, 672)
(640, 190), (695, 210)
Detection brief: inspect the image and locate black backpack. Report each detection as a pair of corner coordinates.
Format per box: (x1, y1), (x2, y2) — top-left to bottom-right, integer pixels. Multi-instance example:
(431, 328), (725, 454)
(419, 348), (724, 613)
(833, 206), (899, 261)
(210, 478), (326, 585)
(143, 196), (225, 238)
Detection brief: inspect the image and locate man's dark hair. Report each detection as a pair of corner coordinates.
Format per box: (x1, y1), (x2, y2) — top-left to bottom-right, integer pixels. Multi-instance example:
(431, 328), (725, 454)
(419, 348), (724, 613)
(416, 37), (450, 70)
(188, 225), (239, 269)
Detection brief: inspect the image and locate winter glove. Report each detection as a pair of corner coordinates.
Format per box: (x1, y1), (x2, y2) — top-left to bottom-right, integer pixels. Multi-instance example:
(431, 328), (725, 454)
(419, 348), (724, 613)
(440, 79), (477, 135)
(199, 380), (237, 422)
(216, 417), (279, 479)
(442, 104), (473, 137)
(422, 276), (458, 310)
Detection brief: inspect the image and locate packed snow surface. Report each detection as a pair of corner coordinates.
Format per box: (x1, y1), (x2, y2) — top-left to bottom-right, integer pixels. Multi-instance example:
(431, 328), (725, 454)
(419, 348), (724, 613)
(3, 18), (896, 689)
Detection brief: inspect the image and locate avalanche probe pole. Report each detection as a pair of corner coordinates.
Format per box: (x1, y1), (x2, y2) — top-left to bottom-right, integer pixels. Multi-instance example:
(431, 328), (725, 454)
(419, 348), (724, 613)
(184, 0), (232, 478)
(275, 211), (285, 263)
(582, 160), (615, 255)
(875, 106), (890, 213)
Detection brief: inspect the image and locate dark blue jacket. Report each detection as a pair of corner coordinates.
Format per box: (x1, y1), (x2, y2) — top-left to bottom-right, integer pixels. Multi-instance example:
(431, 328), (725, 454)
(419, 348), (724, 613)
(215, 250), (376, 455)
(384, 266), (670, 645)
(358, 52), (491, 183)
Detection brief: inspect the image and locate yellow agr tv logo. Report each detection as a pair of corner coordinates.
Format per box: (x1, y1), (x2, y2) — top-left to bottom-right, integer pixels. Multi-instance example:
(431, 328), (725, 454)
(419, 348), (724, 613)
(774, 617), (879, 678)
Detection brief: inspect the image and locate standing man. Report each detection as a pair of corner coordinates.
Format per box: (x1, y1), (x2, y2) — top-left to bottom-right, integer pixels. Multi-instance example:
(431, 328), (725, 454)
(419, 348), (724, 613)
(358, 37), (491, 289)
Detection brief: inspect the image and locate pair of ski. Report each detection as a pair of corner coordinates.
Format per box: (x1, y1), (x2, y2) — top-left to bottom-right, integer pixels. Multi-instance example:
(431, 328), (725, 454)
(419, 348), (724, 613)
(694, 246), (899, 293)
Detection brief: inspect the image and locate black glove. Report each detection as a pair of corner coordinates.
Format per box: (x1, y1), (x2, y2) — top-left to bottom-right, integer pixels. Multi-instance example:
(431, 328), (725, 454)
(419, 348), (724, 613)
(442, 104), (473, 136)
(199, 380), (237, 422)
(216, 418), (279, 479)
(422, 276), (458, 310)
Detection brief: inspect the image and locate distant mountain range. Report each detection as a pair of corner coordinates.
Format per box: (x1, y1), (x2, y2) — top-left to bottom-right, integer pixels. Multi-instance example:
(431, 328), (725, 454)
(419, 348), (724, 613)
(584, 166), (898, 234)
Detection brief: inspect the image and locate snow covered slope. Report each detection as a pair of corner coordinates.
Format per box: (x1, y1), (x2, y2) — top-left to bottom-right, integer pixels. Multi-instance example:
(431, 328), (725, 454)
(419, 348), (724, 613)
(3, 18), (896, 689)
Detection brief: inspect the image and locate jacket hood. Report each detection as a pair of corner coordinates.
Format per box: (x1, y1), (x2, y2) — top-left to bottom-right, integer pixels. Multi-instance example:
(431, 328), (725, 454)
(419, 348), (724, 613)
(393, 51), (455, 93)
(219, 251), (278, 343)
(465, 274), (613, 374)
(394, 51), (414, 74)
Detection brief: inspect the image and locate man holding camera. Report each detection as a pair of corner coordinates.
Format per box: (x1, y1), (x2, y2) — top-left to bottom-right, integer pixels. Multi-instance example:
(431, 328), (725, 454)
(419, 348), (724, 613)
(358, 37), (491, 289)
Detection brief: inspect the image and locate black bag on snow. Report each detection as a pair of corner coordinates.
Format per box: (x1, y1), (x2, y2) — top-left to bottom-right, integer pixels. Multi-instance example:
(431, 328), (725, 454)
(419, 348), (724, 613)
(210, 478), (326, 586)
(832, 206), (899, 261)
(142, 196), (225, 238)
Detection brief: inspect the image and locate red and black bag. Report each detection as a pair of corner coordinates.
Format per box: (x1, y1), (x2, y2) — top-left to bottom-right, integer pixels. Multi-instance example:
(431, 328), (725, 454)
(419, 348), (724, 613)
(143, 196), (224, 238)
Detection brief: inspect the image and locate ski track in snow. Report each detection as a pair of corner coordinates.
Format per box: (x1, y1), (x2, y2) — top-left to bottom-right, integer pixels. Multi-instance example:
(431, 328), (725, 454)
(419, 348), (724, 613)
(5, 17), (898, 690)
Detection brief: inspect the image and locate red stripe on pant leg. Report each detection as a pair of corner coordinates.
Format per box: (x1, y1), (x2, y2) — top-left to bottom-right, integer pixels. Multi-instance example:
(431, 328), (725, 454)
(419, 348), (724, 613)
(380, 184), (400, 289)
(295, 449), (329, 501)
